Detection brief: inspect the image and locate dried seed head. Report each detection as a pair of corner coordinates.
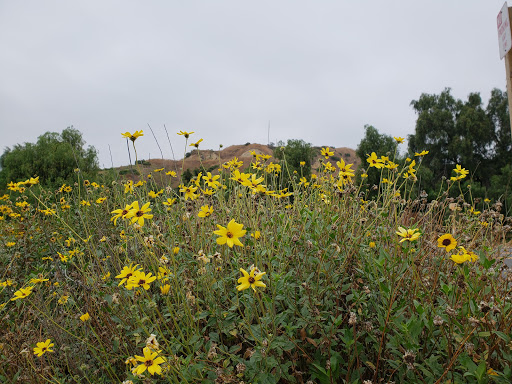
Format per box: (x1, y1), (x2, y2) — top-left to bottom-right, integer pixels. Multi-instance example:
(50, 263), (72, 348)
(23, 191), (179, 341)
(402, 350), (415, 369)
(433, 315), (444, 326)
(478, 300), (490, 313)
(446, 305), (457, 317)
(468, 317), (480, 327)
(348, 312), (357, 326)
(464, 342), (474, 353)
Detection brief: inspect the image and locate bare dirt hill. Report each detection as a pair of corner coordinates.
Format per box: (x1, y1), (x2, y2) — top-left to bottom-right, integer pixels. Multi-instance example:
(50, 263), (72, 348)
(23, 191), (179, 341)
(115, 144), (359, 186)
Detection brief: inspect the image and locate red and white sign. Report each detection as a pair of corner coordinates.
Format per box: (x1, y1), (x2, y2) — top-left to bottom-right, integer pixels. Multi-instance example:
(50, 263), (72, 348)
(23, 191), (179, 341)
(498, 2), (512, 59)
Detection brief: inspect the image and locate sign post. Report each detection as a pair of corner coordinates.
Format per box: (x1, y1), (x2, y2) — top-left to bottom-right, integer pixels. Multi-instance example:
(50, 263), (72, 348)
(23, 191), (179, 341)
(498, 2), (512, 133)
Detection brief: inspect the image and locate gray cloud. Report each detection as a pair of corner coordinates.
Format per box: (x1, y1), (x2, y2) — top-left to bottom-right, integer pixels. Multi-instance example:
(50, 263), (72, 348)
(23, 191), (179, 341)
(0, 1), (507, 167)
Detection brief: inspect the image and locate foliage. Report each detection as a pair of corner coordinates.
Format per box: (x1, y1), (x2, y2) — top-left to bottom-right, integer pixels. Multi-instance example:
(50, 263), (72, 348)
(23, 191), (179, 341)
(356, 125), (399, 190)
(408, 88), (511, 189)
(1, 133), (512, 383)
(273, 139), (315, 184)
(0, 126), (99, 191)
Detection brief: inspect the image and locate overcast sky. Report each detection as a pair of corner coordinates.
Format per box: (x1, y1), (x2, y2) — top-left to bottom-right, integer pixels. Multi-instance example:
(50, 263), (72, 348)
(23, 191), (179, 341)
(0, 1), (509, 168)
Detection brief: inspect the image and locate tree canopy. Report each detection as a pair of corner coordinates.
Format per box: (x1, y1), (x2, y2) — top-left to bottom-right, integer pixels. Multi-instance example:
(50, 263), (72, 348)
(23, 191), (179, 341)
(0, 126), (99, 189)
(273, 139), (315, 183)
(408, 88), (511, 188)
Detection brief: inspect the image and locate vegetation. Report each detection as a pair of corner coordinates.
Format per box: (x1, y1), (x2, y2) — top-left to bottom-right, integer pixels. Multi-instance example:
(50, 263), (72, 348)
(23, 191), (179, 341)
(273, 139), (315, 185)
(1, 130), (511, 383)
(0, 126), (99, 191)
(407, 88), (512, 210)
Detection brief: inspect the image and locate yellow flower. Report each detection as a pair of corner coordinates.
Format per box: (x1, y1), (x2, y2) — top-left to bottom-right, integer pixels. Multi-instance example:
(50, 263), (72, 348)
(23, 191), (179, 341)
(437, 234), (457, 252)
(300, 161), (306, 166)
(157, 266), (172, 280)
(133, 347), (166, 376)
(160, 284), (171, 295)
(214, 219), (246, 248)
(58, 295), (69, 304)
(394, 136), (404, 144)
(125, 201), (153, 227)
(124, 180), (134, 194)
(366, 152), (384, 169)
(396, 227), (421, 243)
(6, 242), (15, 247)
(110, 203), (134, 226)
(148, 190), (160, 199)
(121, 130), (144, 142)
(179, 185), (199, 201)
(369, 241), (376, 248)
(154, 168), (164, 172)
(80, 313), (90, 322)
(189, 138), (203, 148)
(453, 164), (469, 177)
(163, 198), (176, 207)
(80, 200), (91, 206)
(450, 253), (468, 264)
(29, 277), (49, 284)
(231, 170), (250, 184)
(415, 150), (429, 157)
(203, 172), (221, 188)
(11, 286), (34, 301)
(126, 271), (157, 290)
(198, 205), (214, 218)
(115, 264), (143, 286)
(450, 246), (479, 264)
(459, 246), (479, 262)
(320, 147), (334, 159)
(166, 170), (177, 177)
(251, 231), (261, 240)
(236, 267), (266, 292)
(96, 197), (106, 204)
(177, 130), (194, 138)
(173, 247), (180, 254)
(33, 339), (54, 357)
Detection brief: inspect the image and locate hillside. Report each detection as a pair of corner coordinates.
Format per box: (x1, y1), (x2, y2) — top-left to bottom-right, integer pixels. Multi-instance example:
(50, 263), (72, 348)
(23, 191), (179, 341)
(115, 143), (359, 186)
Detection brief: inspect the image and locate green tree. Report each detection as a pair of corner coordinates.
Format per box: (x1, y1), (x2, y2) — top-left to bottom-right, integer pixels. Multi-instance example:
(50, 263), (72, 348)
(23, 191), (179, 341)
(273, 139), (315, 184)
(408, 88), (506, 188)
(0, 126), (99, 189)
(356, 125), (396, 164)
(487, 88), (512, 171)
(355, 125), (397, 189)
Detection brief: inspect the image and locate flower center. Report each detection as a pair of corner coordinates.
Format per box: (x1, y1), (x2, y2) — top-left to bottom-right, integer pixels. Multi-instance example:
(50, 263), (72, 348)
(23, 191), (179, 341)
(248, 277), (255, 284)
(136, 211), (144, 217)
(227, 232), (233, 239)
(122, 210), (128, 216)
(138, 279), (146, 285)
(442, 239), (451, 246)
(145, 359), (153, 366)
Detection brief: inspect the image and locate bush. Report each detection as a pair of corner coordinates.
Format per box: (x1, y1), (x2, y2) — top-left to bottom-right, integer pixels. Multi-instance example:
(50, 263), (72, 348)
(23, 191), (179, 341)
(1, 146), (511, 383)
(0, 126), (98, 191)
